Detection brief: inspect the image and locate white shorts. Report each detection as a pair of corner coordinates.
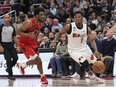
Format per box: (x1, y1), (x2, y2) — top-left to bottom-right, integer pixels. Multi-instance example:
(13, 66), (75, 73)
(68, 45), (97, 64)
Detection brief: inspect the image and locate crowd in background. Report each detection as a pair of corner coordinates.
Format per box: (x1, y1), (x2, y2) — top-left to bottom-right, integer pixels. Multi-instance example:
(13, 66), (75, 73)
(0, 0), (116, 77)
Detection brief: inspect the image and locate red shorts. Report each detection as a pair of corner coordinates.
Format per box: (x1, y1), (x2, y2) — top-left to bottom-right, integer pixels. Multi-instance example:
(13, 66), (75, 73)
(18, 42), (39, 59)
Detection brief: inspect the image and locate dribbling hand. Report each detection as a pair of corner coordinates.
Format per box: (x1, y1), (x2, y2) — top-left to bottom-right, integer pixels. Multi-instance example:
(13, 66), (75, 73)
(94, 51), (102, 60)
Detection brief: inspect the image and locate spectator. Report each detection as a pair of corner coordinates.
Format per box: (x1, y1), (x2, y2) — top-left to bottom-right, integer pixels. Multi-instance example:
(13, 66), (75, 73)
(13, 17), (23, 30)
(73, 1), (81, 13)
(50, 34), (69, 77)
(39, 36), (50, 48)
(87, 31), (102, 54)
(96, 16), (106, 29)
(111, 14), (116, 25)
(95, 25), (103, 32)
(88, 16), (96, 30)
(56, 0), (64, 4)
(50, 2), (57, 17)
(59, 34), (70, 76)
(91, 12), (98, 25)
(49, 32), (55, 42)
(41, 18), (53, 32)
(18, 11), (27, 22)
(43, 27), (50, 37)
(101, 31), (116, 76)
(66, 18), (72, 24)
(51, 18), (63, 33)
(79, 0), (87, 9)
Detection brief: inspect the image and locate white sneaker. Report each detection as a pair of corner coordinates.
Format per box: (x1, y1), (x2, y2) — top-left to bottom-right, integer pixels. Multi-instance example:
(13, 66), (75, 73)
(88, 74), (105, 84)
(85, 72), (89, 78)
(88, 73), (96, 80)
(70, 72), (80, 79)
(95, 77), (105, 84)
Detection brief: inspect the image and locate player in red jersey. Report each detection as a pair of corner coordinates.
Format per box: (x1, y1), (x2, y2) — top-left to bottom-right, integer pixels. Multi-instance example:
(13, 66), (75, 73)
(17, 7), (48, 84)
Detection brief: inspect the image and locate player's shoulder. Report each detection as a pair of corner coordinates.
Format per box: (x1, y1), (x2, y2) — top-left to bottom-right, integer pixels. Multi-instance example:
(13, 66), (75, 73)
(23, 19), (32, 26)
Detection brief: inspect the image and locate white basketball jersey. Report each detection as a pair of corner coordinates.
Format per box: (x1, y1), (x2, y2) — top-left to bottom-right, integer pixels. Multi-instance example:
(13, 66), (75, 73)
(67, 22), (88, 50)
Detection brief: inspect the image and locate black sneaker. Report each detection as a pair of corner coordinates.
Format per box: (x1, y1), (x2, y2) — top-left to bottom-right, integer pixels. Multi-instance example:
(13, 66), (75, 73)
(8, 76), (16, 80)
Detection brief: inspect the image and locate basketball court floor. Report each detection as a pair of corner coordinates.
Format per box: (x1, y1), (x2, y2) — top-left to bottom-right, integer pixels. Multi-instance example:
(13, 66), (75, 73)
(0, 76), (115, 87)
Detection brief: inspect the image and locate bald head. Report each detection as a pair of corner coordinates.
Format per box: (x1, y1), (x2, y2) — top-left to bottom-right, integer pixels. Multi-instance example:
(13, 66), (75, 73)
(4, 14), (11, 24)
(4, 14), (10, 18)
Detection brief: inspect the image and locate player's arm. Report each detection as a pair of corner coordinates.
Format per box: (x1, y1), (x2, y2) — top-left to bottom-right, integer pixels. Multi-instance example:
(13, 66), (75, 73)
(88, 27), (97, 51)
(17, 19), (32, 37)
(54, 24), (70, 42)
(88, 27), (101, 59)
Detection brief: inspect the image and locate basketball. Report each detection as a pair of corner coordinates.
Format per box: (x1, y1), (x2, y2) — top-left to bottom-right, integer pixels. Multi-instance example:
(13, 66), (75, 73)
(92, 61), (105, 73)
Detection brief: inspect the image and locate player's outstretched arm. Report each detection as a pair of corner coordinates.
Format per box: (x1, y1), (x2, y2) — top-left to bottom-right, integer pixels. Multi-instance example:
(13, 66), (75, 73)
(88, 27), (101, 59)
(54, 24), (70, 42)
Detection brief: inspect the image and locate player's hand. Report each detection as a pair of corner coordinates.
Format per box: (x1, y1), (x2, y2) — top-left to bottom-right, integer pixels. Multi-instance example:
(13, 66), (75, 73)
(94, 51), (102, 60)
(0, 45), (4, 52)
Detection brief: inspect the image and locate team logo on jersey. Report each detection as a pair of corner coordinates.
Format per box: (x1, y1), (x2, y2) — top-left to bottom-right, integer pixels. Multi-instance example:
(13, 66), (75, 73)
(73, 33), (80, 37)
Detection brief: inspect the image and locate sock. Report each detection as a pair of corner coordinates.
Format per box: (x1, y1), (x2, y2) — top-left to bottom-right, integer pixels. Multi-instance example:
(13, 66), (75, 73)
(40, 74), (44, 78)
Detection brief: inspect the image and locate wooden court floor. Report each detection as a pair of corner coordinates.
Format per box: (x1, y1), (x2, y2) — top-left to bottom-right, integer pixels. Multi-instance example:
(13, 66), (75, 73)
(0, 77), (115, 87)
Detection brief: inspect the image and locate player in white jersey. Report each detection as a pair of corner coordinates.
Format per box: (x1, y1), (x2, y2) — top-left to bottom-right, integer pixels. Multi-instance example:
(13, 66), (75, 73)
(54, 11), (105, 83)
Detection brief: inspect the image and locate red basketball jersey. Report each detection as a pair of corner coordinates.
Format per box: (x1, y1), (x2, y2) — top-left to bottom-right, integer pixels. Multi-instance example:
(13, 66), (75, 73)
(19, 18), (42, 48)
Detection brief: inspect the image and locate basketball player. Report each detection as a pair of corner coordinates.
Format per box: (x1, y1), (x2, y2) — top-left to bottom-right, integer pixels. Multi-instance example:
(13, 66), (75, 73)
(54, 11), (105, 83)
(17, 7), (48, 84)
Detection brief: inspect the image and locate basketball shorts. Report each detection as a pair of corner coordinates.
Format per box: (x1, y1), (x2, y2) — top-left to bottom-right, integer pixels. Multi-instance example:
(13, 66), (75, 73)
(68, 45), (97, 64)
(18, 42), (39, 59)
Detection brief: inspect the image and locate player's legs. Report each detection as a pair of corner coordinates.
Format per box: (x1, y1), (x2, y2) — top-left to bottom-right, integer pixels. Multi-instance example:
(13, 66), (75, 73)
(26, 56), (43, 75)
(19, 45), (43, 74)
(18, 44), (48, 84)
(26, 55), (48, 84)
(68, 49), (105, 83)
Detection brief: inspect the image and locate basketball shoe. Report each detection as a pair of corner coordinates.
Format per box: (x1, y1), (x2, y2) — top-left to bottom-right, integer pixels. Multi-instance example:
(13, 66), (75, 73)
(41, 75), (48, 84)
(88, 73), (105, 83)
(70, 72), (80, 79)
